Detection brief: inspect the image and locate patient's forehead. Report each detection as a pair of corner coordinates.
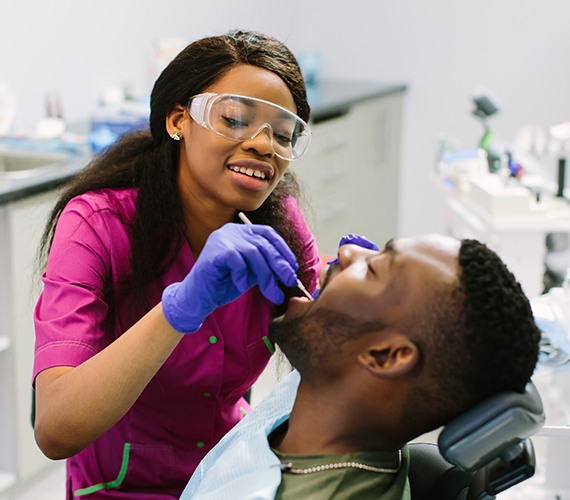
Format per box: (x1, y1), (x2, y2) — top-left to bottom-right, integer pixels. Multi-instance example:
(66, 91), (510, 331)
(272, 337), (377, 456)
(395, 234), (460, 278)
(396, 234), (461, 260)
(397, 234), (460, 253)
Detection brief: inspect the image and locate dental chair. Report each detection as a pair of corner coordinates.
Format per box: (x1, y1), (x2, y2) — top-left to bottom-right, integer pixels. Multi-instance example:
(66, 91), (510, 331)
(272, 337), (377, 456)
(408, 381), (545, 500)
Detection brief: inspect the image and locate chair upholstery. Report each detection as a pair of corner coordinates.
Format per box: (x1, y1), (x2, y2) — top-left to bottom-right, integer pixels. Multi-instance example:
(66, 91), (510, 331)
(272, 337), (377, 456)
(409, 443), (472, 500)
(409, 381), (544, 500)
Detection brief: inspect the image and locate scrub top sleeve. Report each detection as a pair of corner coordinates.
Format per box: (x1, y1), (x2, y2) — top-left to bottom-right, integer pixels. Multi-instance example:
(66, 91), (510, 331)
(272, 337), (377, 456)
(283, 195), (322, 293)
(33, 199), (115, 383)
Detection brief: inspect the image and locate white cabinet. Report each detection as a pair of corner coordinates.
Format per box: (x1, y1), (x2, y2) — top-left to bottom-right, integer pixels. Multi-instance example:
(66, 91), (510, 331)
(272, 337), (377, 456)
(292, 90), (405, 256)
(0, 190), (60, 493)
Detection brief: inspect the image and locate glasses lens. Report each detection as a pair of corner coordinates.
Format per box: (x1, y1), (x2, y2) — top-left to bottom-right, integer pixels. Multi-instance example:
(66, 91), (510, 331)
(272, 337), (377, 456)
(290, 127), (311, 160)
(206, 94), (311, 161)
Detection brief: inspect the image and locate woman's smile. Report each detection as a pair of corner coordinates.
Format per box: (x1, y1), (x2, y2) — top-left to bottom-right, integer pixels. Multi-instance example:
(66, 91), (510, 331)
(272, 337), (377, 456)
(227, 159), (275, 191)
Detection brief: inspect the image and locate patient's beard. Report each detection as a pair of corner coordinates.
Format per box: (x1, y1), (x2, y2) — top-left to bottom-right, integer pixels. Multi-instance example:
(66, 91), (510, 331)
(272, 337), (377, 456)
(269, 309), (382, 376)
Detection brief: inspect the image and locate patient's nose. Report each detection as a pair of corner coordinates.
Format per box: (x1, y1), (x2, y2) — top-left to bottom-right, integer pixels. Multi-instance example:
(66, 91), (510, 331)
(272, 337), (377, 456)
(337, 244), (374, 269)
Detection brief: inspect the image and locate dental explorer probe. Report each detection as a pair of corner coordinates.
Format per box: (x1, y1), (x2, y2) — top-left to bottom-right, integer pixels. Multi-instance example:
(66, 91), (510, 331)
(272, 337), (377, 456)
(237, 211), (314, 301)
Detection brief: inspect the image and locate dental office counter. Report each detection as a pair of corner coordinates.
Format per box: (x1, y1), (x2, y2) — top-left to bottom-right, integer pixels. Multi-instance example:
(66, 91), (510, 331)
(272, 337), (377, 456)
(438, 180), (570, 298)
(0, 155), (88, 205)
(0, 79), (407, 494)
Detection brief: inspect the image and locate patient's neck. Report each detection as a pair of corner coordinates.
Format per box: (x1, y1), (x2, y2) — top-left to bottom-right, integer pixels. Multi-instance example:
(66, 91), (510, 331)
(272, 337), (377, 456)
(272, 381), (403, 455)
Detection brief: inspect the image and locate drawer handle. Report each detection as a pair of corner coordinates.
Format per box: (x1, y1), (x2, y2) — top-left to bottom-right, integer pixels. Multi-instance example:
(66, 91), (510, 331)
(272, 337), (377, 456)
(320, 165), (346, 183)
(311, 138), (348, 156)
(325, 138), (349, 150)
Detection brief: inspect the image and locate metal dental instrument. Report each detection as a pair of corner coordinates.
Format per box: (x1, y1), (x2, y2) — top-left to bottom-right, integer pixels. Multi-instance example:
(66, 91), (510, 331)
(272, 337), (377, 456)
(237, 211), (314, 301)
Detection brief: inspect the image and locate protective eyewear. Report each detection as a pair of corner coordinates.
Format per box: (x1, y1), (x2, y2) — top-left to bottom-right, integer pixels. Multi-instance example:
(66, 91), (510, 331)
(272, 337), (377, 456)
(188, 93), (312, 161)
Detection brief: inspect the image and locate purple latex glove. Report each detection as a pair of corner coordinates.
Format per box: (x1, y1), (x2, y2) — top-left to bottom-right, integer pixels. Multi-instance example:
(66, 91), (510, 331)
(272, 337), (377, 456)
(162, 223), (299, 333)
(327, 233), (380, 265)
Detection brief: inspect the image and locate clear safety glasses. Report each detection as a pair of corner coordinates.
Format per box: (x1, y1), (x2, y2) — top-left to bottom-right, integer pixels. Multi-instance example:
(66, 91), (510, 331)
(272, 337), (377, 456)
(187, 93), (312, 161)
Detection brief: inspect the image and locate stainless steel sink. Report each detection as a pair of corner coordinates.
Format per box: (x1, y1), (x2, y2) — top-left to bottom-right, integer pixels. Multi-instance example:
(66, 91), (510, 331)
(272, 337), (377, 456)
(0, 150), (70, 179)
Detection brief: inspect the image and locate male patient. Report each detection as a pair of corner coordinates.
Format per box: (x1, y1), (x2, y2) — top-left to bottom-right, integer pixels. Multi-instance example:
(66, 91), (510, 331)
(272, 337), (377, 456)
(182, 234), (540, 499)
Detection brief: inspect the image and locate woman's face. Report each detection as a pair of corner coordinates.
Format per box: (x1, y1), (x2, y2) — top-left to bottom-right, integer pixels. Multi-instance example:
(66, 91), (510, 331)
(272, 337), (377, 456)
(173, 64), (298, 215)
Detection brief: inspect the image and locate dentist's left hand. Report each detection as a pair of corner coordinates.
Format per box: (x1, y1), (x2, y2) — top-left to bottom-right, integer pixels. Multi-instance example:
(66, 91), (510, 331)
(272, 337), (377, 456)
(328, 233), (380, 264)
(337, 233), (380, 251)
(162, 223), (299, 333)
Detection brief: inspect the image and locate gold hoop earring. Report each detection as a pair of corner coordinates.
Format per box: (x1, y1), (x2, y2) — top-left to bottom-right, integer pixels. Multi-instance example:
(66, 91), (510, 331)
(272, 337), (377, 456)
(169, 132), (181, 141)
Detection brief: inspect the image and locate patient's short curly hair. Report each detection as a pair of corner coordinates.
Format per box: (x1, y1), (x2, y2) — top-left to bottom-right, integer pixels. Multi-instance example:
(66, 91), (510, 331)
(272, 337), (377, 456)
(406, 239), (540, 430)
(456, 239), (539, 393)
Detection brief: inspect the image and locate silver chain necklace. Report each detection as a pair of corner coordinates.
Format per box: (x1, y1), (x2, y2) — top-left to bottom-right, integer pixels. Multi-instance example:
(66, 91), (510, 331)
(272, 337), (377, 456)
(280, 449), (402, 475)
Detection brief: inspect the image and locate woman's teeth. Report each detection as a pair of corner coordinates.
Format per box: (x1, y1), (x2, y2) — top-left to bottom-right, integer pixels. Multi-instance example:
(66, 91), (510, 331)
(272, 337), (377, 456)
(229, 165), (267, 180)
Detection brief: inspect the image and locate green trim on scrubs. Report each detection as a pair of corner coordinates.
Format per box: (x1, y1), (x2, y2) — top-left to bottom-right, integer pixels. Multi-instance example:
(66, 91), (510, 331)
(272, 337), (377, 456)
(74, 443), (131, 496)
(262, 335), (275, 355)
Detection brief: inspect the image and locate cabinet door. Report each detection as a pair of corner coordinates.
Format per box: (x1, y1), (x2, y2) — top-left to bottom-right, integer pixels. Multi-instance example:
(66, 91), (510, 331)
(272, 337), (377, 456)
(294, 110), (357, 255)
(348, 93), (404, 247)
(292, 92), (404, 256)
(7, 190), (60, 484)
(0, 205), (17, 491)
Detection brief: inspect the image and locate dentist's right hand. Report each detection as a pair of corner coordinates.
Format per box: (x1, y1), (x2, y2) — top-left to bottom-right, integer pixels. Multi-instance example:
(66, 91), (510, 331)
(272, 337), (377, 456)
(162, 222), (299, 333)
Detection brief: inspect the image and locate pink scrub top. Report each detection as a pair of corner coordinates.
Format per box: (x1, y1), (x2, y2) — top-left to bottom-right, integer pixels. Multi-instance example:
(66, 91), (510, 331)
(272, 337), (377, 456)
(33, 187), (320, 499)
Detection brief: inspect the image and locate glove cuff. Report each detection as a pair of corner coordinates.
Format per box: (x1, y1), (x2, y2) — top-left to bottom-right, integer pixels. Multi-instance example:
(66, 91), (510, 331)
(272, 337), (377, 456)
(162, 283), (205, 334)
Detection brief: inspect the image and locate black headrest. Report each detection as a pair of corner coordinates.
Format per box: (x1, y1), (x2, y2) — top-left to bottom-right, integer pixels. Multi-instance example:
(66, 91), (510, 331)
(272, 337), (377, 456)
(438, 381), (545, 472)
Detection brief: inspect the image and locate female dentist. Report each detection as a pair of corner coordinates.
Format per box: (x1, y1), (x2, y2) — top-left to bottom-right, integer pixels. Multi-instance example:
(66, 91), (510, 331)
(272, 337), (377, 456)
(32, 29), (320, 499)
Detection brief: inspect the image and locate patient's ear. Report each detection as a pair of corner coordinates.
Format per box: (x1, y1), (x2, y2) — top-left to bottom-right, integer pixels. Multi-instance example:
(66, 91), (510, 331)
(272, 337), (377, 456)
(357, 335), (419, 378)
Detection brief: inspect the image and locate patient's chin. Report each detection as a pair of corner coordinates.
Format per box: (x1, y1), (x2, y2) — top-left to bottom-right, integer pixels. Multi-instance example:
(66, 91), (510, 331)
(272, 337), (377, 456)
(268, 315), (304, 358)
